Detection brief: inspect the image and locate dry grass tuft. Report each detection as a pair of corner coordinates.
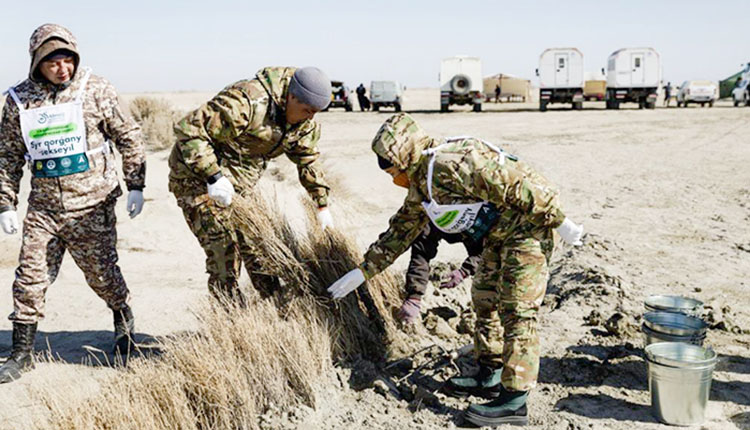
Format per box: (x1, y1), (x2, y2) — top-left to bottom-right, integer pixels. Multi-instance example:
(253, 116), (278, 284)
(32, 189), (407, 429)
(128, 97), (182, 151)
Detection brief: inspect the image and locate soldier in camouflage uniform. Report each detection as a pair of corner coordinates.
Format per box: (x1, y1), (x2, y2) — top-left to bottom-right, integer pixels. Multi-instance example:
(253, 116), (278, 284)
(169, 66), (333, 300)
(0, 24), (146, 383)
(328, 113), (583, 426)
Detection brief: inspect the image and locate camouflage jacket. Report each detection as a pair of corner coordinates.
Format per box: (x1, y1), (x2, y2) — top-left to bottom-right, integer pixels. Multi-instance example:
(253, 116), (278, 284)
(168, 67), (330, 207)
(0, 71), (146, 213)
(359, 114), (566, 279)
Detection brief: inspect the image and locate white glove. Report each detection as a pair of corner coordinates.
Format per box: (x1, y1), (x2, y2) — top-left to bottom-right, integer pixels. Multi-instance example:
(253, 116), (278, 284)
(207, 176), (235, 207)
(556, 217), (584, 246)
(126, 190), (144, 219)
(0, 210), (19, 235)
(317, 207), (334, 230)
(327, 268), (366, 299)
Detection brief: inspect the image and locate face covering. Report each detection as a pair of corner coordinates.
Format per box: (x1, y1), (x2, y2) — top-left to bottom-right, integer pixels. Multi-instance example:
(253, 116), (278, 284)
(392, 172), (410, 188)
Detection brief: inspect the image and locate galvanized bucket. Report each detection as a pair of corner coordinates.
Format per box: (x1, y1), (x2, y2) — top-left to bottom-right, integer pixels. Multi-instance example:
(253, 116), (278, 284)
(645, 295), (703, 317)
(645, 342), (716, 426)
(642, 312), (708, 346)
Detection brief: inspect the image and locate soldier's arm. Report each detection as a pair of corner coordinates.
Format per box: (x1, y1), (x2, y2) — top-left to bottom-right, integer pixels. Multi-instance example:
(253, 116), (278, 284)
(0, 101), (27, 211)
(359, 188), (429, 279)
(455, 154), (566, 228)
(284, 122), (330, 208)
(99, 80), (146, 190)
(460, 240), (483, 277)
(405, 224), (441, 296)
(173, 87), (254, 179)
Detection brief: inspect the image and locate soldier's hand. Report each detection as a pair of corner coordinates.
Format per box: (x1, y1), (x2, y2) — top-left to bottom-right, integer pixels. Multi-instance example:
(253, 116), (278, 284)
(0, 210), (19, 235)
(317, 207), (334, 230)
(126, 190), (144, 219)
(207, 176), (235, 207)
(327, 268), (366, 299)
(440, 268), (467, 289)
(556, 218), (584, 246)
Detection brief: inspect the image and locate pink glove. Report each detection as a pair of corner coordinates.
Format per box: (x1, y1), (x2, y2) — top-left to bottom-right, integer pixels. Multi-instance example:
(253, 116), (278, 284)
(397, 297), (421, 324)
(440, 269), (467, 289)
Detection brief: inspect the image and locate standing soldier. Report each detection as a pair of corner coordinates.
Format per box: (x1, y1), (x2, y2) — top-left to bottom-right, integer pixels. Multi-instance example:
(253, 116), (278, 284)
(327, 114), (583, 427)
(397, 223), (483, 324)
(169, 67), (333, 300)
(0, 24), (146, 383)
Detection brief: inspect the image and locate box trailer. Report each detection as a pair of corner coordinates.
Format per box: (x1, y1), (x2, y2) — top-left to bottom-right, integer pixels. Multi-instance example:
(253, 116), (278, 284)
(440, 56), (483, 112)
(605, 47), (661, 109)
(536, 48), (585, 111)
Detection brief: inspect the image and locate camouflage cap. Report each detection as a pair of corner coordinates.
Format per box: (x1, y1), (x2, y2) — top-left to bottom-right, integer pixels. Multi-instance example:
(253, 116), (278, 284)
(28, 23), (80, 82)
(371, 113), (434, 172)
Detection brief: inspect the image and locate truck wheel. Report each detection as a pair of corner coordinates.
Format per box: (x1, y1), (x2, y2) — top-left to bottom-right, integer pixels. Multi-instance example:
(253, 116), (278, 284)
(539, 101), (548, 112)
(677, 101), (682, 107)
(573, 101), (583, 110)
(638, 100), (645, 109)
(394, 103), (401, 112)
(441, 103), (449, 112)
(473, 103), (481, 112)
(373, 104), (380, 112)
(646, 101), (656, 109)
(734, 100), (739, 107)
(700, 102), (705, 108)
(345, 103), (353, 112)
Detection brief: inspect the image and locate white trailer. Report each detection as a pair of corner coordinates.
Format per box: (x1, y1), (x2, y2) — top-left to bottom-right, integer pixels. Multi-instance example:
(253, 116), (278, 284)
(605, 47), (661, 109)
(440, 56), (483, 112)
(536, 48), (585, 111)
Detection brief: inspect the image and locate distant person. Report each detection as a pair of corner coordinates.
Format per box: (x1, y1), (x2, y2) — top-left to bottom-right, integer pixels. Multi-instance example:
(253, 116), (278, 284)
(327, 113), (584, 427)
(169, 67), (334, 302)
(397, 224), (483, 324)
(356, 83), (369, 111)
(664, 82), (672, 107)
(495, 84), (502, 103)
(0, 23), (146, 383)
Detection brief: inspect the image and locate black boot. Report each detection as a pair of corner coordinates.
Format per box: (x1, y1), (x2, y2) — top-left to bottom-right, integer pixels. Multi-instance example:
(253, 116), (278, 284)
(0, 322), (37, 383)
(113, 305), (135, 356)
(443, 364), (503, 399)
(464, 386), (528, 427)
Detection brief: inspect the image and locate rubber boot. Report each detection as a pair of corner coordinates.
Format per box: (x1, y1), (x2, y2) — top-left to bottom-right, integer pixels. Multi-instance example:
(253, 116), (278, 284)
(464, 386), (529, 427)
(0, 322), (37, 384)
(443, 364), (503, 399)
(113, 305), (135, 357)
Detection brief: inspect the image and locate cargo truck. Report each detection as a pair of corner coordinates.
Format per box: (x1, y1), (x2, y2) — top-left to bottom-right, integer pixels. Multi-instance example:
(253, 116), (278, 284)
(605, 47), (661, 110)
(440, 56), (483, 112)
(536, 48), (585, 111)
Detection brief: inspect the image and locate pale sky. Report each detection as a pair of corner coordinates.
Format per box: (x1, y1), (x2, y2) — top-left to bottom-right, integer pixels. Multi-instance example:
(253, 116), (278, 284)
(1, 0), (748, 93)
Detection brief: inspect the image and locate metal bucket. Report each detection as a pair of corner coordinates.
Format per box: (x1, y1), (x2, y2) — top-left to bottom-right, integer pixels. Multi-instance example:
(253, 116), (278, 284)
(645, 342), (716, 426)
(642, 312), (708, 346)
(645, 295), (703, 317)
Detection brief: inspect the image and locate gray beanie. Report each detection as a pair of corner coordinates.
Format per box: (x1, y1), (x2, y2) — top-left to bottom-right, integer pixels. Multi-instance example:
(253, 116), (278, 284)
(289, 67), (332, 110)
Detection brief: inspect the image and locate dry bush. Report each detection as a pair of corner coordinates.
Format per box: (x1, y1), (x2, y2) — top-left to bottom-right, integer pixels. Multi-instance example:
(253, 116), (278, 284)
(128, 97), (182, 151)
(32, 189), (407, 430)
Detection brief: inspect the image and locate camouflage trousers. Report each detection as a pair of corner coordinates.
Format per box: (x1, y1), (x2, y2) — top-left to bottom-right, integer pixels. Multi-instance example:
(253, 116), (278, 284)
(176, 198), (275, 301)
(9, 200), (130, 324)
(472, 227), (555, 392)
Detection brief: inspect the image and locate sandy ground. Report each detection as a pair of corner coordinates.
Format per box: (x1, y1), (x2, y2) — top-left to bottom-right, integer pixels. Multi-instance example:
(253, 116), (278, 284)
(0, 89), (748, 429)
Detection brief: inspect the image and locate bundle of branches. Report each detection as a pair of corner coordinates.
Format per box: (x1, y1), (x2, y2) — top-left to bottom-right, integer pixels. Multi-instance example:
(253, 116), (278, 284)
(230, 190), (406, 361)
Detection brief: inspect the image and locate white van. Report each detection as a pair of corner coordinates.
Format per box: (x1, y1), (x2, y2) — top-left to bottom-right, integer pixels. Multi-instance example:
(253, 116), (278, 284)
(536, 48), (585, 111)
(370, 81), (403, 112)
(605, 47), (661, 109)
(440, 56), (483, 112)
(676, 80), (718, 107)
(732, 79), (749, 107)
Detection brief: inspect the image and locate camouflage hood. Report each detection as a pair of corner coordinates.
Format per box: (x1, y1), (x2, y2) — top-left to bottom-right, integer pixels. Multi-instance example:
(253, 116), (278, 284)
(28, 23), (80, 83)
(255, 66), (296, 110)
(371, 113), (436, 173)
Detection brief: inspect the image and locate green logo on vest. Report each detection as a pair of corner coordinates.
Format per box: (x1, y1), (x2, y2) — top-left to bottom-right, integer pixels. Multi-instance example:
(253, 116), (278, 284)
(435, 210), (459, 227)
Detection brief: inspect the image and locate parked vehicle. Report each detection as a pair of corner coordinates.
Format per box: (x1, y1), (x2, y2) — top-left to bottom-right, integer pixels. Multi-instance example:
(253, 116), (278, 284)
(370, 81), (403, 112)
(536, 48), (585, 111)
(440, 56), (483, 112)
(327, 80), (353, 111)
(584, 80), (606, 101)
(483, 74), (531, 102)
(733, 79), (750, 106)
(676, 80), (718, 107)
(605, 47), (661, 110)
